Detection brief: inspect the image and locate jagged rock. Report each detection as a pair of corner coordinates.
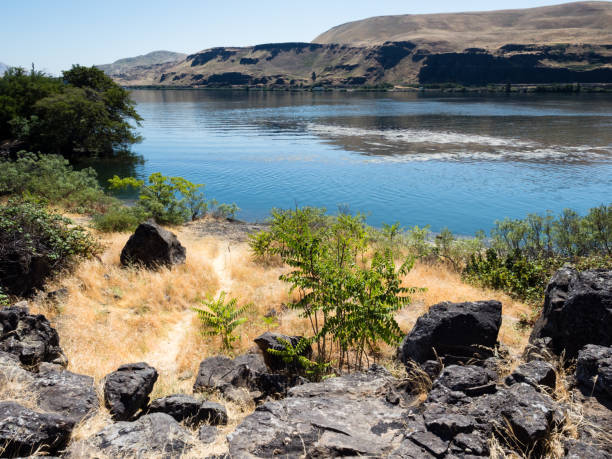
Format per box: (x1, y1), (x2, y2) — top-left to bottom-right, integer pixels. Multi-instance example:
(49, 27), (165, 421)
(199, 402), (228, 425)
(420, 360), (443, 379)
(120, 221), (186, 268)
(576, 344), (612, 398)
(67, 413), (194, 458)
(0, 401), (73, 457)
(564, 439), (612, 458)
(505, 359), (557, 390)
(0, 351), (34, 385)
(228, 367), (412, 457)
(398, 300), (502, 365)
(104, 362), (158, 421)
(254, 331), (312, 372)
(193, 353), (303, 400)
(198, 425), (218, 444)
(30, 363), (98, 424)
(389, 437), (436, 458)
(434, 365), (497, 396)
(0, 305), (67, 367)
(529, 268), (612, 358)
(147, 394), (228, 427)
(0, 250), (51, 296)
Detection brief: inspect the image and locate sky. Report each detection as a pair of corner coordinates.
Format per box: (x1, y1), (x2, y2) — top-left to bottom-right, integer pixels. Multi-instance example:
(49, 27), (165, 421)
(2, 0), (594, 75)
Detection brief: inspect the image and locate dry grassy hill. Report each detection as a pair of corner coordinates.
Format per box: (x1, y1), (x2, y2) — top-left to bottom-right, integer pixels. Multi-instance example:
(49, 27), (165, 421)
(312, 1), (612, 51)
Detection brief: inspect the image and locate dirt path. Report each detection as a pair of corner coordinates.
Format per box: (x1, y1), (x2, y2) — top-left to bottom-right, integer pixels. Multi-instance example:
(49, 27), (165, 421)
(144, 241), (234, 375)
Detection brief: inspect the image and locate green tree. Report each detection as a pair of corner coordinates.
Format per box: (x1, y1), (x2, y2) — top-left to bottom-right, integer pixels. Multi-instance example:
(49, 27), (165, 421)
(193, 292), (250, 351)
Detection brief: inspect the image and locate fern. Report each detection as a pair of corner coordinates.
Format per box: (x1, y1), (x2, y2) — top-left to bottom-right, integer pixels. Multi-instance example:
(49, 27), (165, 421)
(193, 291), (250, 351)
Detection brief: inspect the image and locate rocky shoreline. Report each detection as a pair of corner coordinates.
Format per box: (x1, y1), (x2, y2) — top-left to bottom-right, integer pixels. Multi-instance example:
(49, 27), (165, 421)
(1, 263), (610, 458)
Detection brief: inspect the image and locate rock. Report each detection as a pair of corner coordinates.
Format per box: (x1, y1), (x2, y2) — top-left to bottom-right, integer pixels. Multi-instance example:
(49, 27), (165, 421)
(0, 250), (51, 296)
(198, 425), (218, 444)
(576, 344), (612, 399)
(0, 305), (67, 367)
(193, 353), (302, 400)
(529, 268), (612, 358)
(30, 364), (98, 424)
(120, 221), (186, 268)
(398, 300), (502, 365)
(103, 362), (158, 421)
(0, 350), (35, 385)
(0, 401), (73, 457)
(564, 439), (612, 458)
(67, 412), (194, 458)
(147, 394), (228, 427)
(505, 360), (557, 391)
(434, 365), (497, 396)
(420, 360), (443, 379)
(228, 368), (413, 457)
(254, 331), (312, 372)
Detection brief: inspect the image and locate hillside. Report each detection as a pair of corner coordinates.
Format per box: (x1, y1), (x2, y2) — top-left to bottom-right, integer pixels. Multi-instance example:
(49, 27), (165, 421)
(313, 1), (612, 51)
(97, 50), (186, 79)
(107, 2), (612, 88)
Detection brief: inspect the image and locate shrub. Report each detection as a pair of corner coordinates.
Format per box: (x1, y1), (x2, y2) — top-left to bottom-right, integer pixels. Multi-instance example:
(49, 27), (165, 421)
(193, 291), (251, 351)
(0, 152), (115, 213)
(92, 205), (148, 233)
(0, 200), (99, 296)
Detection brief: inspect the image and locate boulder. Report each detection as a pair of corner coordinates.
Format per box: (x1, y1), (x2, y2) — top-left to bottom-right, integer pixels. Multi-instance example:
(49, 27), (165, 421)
(148, 394), (228, 427)
(228, 367), (413, 458)
(198, 425), (218, 444)
(398, 300), (502, 365)
(505, 360), (557, 391)
(30, 363), (98, 424)
(0, 251), (51, 296)
(434, 365), (497, 396)
(0, 305), (67, 367)
(67, 413), (194, 458)
(0, 401), (73, 457)
(193, 353), (302, 400)
(103, 362), (158, 421)
(529, 268), (612, 358)
(254, 331), (312, 372)
(576, 344), (612, 399)
(120, 221), (186, 268)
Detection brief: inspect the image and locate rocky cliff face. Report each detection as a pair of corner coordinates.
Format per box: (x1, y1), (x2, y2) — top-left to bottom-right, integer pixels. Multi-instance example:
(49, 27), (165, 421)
(108, 42), (612, 88)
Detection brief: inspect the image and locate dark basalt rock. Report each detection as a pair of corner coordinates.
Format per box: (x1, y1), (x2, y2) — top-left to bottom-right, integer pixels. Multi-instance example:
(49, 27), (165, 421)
(254, 331), (312, 372)
(576, 344), (612, 399)
(120, 221), (186, 268)
(0, 305), (67, 367)
(0, 401), (74, 457)
(228, 367), (413, 458)
(0, 250), (51, 296)
(147, 394), (228, 427)
(198, 425), (218, 444)
(434, 365), (497, 395)
(398, 300), (502, 365)
(31, 363), (98, 424)
(103, 362), (158, 421)
(67, 413), (193, 458)
(505, 359), (557, 390)
(529, 268), (612, 358)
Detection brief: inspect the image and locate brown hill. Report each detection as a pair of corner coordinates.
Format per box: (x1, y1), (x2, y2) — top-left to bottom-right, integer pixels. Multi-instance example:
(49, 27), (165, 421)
(312, 1), (612, 51)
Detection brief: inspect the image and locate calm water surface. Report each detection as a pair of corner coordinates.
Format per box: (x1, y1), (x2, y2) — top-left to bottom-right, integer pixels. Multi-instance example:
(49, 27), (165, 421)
(115, 90), (612, 234)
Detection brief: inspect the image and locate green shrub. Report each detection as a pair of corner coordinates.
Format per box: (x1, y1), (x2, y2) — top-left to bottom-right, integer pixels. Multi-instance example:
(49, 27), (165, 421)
(92, 205), (148, 233)
(193, 291), (251, 352)
(0, 152), (115, 213)
(0, 200), (99, 295)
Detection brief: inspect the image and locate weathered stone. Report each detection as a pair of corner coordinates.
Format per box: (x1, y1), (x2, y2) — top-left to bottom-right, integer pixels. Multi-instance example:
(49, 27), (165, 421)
(576, 344), (612, 398)
(67, 413), (193, 458)
(452, 432), (489, 456)
(228, 368), (412, 457)
(147, 394), (228, 427)
(398, 300), (502, 365)
(564, 439), (612, 458)
(407, 430), (449, 457)
(0, 250), (52, 296)
(434, 365), (496, 395)
(120, 221), (186, 268)
(529, 268), (612, 358)
(505, 360), (557, 390)
(199, 402), (228, 425)
(389, 437), (436, 458)
(423, 403), (475, 439)
(420, 360), (443, 379)
(254, 331), (312, 372)
(31, 364), (97, 424)
(198, 425), (218, 444)
(0, 305), (66, 367)
(0, 401), (73, 457)
(103, 362), (158, 421)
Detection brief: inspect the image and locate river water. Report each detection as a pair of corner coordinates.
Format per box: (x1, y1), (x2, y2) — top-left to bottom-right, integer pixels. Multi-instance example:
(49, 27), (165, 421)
(112, 90), (612, 234)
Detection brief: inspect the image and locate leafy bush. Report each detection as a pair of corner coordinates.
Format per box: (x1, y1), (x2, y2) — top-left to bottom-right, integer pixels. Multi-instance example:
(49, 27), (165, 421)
(0, 200), (99, 295)
(266, 337), (332, 381)
(250, 207), (420, 370)
(108, 172), (237, 225)
(92, 205), (148, 233)
(0, 152), (115, 213)
(193, 291), (251, 351)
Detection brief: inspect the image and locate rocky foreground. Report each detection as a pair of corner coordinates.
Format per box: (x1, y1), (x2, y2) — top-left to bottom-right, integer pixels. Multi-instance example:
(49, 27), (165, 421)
(0, 266), (611, 458)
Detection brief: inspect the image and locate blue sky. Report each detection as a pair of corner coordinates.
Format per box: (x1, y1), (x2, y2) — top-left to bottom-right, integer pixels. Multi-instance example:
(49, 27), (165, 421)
(2, 0), (584, 75)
